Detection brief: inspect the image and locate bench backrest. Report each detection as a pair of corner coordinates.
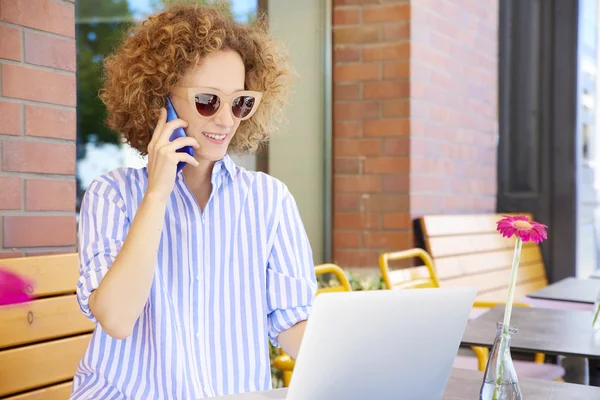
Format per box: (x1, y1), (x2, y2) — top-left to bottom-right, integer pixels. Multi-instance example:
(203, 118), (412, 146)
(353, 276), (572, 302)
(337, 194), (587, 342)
(0, 253), (93, 399)
(416, 214), (548, 302)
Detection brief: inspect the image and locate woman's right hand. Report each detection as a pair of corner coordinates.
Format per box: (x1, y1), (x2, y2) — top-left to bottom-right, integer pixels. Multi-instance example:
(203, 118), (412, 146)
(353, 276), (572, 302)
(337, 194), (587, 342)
(146, 108), (200, 201)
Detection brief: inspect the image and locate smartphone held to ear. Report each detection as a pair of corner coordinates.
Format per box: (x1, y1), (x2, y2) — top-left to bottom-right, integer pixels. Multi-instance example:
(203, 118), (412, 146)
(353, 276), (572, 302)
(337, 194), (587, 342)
(165, 97), (195, 173)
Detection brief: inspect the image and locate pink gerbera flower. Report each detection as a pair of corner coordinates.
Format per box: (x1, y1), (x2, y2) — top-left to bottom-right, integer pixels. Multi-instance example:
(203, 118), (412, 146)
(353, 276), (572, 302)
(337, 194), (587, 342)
(496, 215), (548, 244)
(0, 267), (33, 306)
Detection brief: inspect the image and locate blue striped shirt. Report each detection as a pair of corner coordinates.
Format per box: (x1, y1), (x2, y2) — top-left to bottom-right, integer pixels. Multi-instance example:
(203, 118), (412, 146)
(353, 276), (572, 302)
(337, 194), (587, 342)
(70, 155), (317, 399)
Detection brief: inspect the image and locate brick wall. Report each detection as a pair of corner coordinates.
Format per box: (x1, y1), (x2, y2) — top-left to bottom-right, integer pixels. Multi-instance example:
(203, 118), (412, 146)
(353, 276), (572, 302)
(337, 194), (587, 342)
(0, 0), (77, 258)
(410, 0), (498, 216)
(332, 0), (498, 269)
(332, 0), (412, 269)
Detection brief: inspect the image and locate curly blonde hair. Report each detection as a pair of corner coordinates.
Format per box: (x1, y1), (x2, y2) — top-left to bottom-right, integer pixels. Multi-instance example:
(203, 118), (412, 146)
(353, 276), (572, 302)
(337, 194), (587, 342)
(99, 3), (291, 155)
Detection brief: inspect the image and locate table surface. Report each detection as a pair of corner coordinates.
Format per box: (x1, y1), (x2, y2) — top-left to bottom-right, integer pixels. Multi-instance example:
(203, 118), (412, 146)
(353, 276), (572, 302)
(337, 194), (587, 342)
(212, 368), (600, 399)
(527, 277), (600, 304)
(461, 305), (600, 359)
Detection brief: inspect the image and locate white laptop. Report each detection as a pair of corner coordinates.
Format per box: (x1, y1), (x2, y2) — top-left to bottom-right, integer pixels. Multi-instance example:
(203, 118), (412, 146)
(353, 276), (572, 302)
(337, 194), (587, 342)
(216, 286), (476, 400)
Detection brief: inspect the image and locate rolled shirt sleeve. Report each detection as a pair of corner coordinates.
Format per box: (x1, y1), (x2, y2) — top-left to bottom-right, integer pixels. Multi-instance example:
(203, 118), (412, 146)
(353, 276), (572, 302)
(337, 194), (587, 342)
(76, 177), (130, 323)
(266, 187), (318, 347)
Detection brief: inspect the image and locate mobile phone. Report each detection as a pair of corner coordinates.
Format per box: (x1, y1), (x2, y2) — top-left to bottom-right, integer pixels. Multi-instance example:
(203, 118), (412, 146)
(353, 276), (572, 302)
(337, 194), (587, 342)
(165, 97), (194, 173)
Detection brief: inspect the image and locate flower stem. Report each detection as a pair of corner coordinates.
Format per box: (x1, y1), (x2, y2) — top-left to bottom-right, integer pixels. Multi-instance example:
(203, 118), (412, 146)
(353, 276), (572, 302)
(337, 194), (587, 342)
(492, 238), (522, 398)
(502, 238), (522, 335)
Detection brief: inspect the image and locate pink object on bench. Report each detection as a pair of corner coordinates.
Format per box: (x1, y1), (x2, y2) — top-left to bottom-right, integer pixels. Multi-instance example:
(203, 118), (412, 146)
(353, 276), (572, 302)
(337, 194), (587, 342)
(0, 266), (33, 306)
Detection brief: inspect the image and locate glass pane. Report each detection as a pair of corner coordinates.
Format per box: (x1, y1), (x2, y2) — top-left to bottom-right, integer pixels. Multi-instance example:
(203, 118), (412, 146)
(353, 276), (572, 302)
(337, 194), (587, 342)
(75, 0), (259, 212)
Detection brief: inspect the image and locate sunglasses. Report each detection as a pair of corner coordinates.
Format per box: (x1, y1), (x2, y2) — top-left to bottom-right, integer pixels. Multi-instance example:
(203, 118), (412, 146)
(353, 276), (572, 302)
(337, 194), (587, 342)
(170, 87), (262, 121)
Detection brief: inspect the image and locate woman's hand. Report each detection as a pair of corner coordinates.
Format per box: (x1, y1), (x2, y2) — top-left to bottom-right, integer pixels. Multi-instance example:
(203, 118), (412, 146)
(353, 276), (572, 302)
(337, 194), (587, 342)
(146, 108), (199, 201)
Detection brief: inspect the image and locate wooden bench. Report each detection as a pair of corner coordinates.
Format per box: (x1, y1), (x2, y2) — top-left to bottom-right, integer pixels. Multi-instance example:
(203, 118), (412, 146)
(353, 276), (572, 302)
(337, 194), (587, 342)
(414, 213), (548, 303)
(0, 253), (93, 399)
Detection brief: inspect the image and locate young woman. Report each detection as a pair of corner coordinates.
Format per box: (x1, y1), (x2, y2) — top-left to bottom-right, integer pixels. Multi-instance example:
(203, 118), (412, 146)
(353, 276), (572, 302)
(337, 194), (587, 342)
(71, 4), (317, 399)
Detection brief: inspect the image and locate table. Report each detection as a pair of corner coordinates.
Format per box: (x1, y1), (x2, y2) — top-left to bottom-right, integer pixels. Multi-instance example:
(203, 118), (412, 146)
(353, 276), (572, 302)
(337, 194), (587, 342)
(462, 305), (600, 359)
(527, 277), (600, 304)
(462, 305), (600, 386)
(212, 368), (600, 399)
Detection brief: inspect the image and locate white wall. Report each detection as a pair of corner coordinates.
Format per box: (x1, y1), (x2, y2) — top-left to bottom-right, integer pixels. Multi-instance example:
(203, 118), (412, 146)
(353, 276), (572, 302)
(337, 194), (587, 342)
(267, 0), (326, 264)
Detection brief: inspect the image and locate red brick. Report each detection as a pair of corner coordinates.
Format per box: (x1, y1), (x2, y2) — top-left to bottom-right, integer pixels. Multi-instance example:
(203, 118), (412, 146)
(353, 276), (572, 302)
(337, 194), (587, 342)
(364, 81), (409, 99)
(0, 251), (23, 259)
(335, 175), (381, 193)
(383, 61), (410, 79)
(334, 194), (362, 212)
(383, 213), (411, 229)
(24, 31), (76, 72)
(364, 42), (410, 61)
(0, 0), (75, 37)
(334, 8), (361, 25)
(382, 99), (410, 117)
(334, 46), (361, 63)
(0, 177), (22, 210)
(25, 179), (76, 211)
(364, 157), (409, 174)
(364, 231), (411, 249)
(334, 231), (361, 248)
(334, 213), (381, 230)
(25, 105), (76, 140)
(383, 138), (409, 156)
(334, 84), (361, 101)
(333, 249), (380, 268)
(363, 119), (410, 137)
(0, 25), (21, 61)
(3, 216), (76, 247)
(1, 65), (76, 107)
(335, 139), (381, 156)
(334, 63), (380, 82)
(383, 175), (409, 192)
(383, 22), (410, 41)
(334, 158), (361, 174)
(3, 140), (75, 174)
(334, 120), (363, 138)
(334, 26), (380, 44)
(364, 4), (410, 23)
(0, 101), (22, 136)
(335, 101), (379, 120)
(364, 194), (409, 212)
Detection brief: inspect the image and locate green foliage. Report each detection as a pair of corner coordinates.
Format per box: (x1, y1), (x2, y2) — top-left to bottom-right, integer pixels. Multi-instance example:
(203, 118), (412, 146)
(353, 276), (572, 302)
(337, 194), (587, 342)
(76, 0), (134, 156)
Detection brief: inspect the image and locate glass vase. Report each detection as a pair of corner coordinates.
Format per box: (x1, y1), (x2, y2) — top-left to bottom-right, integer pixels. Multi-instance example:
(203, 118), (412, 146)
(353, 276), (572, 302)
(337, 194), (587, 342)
(479, 322), (522, 400)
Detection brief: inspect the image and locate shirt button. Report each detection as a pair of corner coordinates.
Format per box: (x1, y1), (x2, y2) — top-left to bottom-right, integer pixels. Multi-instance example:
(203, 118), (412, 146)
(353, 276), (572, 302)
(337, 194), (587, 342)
(196, 332), (201, 339)
(197, 274), (203, 280)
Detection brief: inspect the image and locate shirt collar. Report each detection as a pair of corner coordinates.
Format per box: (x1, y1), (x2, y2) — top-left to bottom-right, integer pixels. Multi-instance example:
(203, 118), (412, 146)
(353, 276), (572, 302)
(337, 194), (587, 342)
(214, 154), (237, 181)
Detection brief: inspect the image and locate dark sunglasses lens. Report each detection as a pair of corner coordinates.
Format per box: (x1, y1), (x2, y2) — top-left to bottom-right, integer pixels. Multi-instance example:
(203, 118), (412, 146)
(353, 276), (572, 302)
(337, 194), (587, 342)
(232, 96), (256, 118)
(194, 94), (220, 117)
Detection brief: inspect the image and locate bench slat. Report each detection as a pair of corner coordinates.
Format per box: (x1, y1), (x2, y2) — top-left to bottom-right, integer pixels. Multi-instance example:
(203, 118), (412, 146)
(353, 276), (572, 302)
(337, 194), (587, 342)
(0, 254), (79, 298)
(434, 246), (543, 280)
(0, 335), (90, 397)
(442, 263), (547, 294)
(4, 382), (72, 400)
(420, 213), (533, 237)
(475, 279), (548, 303)
(0, 295), (94, 350)
(426, 233), (538, 258)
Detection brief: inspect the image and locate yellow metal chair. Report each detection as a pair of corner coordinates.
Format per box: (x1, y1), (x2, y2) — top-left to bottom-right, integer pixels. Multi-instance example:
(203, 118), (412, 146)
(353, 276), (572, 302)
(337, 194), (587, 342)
(378, 249), (561, 378)
(271, 263), (352, 387)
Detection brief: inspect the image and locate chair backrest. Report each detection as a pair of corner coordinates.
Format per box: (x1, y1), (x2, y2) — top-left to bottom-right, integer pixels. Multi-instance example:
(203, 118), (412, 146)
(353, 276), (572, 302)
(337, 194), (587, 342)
(379, 248), (440, 290)
(416, 213), (548, 302)
(0, 253), (93, 399)
(315, 263), (352, 294)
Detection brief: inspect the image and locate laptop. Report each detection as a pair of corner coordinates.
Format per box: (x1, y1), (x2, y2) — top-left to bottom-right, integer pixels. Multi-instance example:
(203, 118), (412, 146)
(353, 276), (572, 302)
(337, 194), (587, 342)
(216, 286), (476, 400)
